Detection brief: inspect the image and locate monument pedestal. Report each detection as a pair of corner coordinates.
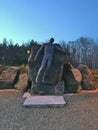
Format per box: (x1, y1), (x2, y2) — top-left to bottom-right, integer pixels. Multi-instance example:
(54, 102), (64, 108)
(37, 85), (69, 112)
(23, 94), (66, 108)
(32, 82), (65, 95)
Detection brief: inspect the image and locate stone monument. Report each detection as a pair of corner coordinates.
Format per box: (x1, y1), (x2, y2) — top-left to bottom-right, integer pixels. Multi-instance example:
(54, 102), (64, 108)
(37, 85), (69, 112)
(23, 38), (68, 107)
(27, 38), (69, 95)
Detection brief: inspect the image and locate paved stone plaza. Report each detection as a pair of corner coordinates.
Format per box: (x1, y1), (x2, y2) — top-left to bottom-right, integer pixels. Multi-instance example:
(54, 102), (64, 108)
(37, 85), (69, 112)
(0, 89), (98, 130)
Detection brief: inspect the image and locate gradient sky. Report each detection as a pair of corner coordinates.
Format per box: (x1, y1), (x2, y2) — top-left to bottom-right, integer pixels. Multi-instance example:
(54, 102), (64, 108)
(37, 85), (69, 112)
(0, 0), (98, 44)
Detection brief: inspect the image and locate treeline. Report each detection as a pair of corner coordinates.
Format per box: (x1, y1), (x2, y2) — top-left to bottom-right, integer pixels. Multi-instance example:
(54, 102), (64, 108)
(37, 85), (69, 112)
(0, 37), (98, 69)
(61, 37), (98, 69)
(0, 38), (38, 66)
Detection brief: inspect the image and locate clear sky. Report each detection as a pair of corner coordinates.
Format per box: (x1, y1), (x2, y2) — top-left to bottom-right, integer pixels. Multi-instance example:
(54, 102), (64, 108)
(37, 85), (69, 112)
(0, 0), (98, 44)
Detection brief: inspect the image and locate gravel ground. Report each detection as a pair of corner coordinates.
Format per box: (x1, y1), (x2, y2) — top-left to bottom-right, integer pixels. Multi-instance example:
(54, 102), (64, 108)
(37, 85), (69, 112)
(0, 89), (98, 130)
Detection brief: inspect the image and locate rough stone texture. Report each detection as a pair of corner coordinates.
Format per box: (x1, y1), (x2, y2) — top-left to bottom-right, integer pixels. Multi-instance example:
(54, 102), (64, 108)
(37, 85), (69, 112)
(55, 81), (65, 94)
(94, 75), (98, 82)
(93, 75), (98, 88)
(0, 67), (20, 89)
(0, 65), (4, 75)
(77, 64), (96, 90)
(0, 65), (9, 75)
(27, 44), (41, 82)
(62, 63), (82, 93)
(14, 73), (28, 91)
(27, 44), (69, 95)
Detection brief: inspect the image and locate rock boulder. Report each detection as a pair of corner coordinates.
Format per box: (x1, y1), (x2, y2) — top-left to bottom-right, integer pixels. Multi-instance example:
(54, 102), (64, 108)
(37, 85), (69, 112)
(27, 43), (69, 94)
(77, 64), (96, 90)
(14, 73), (27, 91)
(0, 67), (20, 89)
(62, 63), (82, 93)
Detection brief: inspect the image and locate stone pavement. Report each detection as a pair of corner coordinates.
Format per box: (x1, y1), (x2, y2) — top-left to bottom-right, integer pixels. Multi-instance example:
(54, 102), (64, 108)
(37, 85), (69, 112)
(0, 89), (98, 130)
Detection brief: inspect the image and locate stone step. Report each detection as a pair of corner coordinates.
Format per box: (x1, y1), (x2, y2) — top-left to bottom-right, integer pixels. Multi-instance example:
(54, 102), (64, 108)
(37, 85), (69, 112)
(23, 95), (66, 108)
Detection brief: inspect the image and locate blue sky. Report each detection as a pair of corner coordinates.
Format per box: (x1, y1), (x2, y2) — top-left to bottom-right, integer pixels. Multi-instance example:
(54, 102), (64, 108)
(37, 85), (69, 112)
(0, 0), (98, 44)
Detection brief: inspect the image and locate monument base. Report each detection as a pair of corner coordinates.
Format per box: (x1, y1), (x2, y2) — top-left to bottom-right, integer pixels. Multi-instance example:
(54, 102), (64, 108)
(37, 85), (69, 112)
(23, 95), (66, 108)
(32, 84), (55, 95)
(32, 82), (65, 95)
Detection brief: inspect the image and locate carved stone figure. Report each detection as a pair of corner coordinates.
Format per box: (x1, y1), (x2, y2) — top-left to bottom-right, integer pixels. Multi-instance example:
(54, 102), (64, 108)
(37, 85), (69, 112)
(27, 38), (69, 94)
(34, 38), (67, 84)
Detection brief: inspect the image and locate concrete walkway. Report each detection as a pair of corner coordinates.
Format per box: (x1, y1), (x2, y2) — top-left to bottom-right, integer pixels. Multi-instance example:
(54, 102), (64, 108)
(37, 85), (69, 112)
(0, 89), (98, 130)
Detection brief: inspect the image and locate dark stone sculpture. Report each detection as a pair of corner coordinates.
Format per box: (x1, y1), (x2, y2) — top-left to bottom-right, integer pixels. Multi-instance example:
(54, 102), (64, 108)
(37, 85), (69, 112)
(27, 39), (69, 95)
(34, 38), (55, 83)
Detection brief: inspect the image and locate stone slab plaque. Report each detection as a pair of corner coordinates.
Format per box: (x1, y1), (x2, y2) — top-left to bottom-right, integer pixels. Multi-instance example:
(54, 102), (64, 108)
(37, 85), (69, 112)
(23, 96), (66, 108)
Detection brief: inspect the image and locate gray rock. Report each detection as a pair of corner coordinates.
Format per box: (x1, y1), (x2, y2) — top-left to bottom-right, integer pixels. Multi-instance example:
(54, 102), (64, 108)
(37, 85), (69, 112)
(93, 75), (98, 88)
(0, 67), (20, 89)
(14, 73), (27, 90)
(77, 64), (96, 90)
(27, 44), (69, 95)
(62, 63), (82, 93)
